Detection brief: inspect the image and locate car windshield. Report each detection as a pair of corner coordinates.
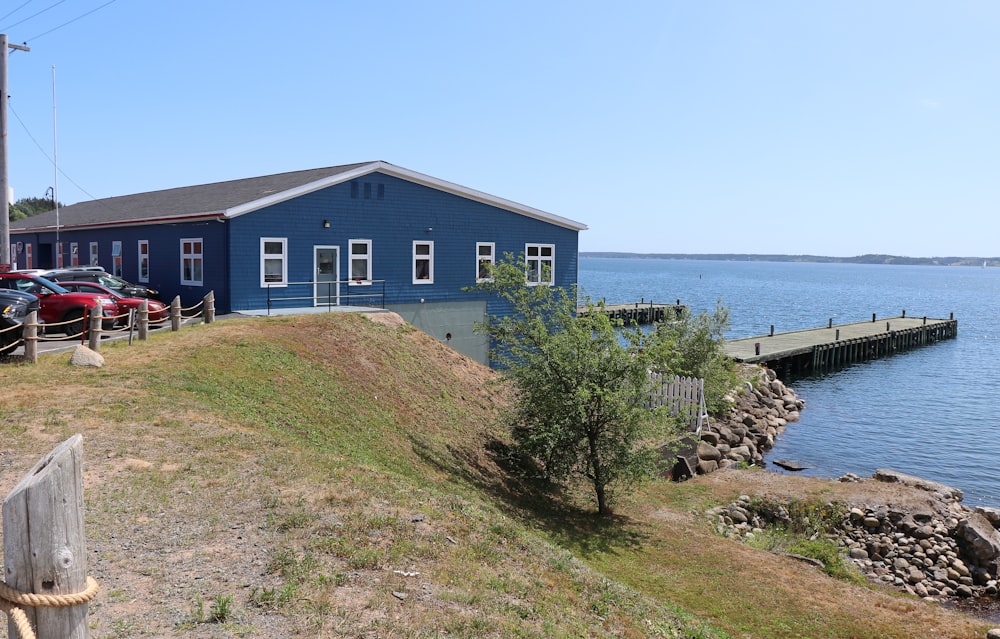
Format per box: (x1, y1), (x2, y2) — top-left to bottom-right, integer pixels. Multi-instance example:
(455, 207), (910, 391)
(19, 276), (69, 295)
(97, 274), (128, 289)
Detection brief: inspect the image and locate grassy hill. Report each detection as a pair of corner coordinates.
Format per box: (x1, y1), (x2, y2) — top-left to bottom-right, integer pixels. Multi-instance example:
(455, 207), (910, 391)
(0, 313), (992, 638)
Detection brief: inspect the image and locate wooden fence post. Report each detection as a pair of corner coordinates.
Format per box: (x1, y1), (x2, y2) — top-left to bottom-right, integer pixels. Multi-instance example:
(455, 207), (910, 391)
(137, 300), (149, 341)
(204, 291), (215, 324)
(3, 435), (90, 639)
(23, 311), (38, 364)
(87, 310), (102, 352)
(170, 296), (182, 332)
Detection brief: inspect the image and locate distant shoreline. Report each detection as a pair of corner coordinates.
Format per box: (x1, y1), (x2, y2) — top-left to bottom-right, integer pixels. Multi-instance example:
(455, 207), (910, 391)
(580, 252), (998, 267)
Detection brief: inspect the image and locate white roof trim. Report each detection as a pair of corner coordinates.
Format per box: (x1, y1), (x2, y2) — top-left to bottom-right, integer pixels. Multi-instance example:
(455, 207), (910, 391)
(225, 161), (588, 231)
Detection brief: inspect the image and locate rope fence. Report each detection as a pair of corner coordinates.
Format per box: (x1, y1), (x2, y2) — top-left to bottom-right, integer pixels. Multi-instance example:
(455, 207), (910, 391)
(0, 322), (23, 353)
(8, 291), (215, 364)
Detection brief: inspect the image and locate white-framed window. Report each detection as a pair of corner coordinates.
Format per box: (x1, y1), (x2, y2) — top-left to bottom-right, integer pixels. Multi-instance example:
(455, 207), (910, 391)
(413, 241), (434, 284)
(525, 243), (555, 286)
(261, 237), (288, 287)
(89, 241), (99, 266)
(56, 242), (64, 268)
(476, 242), (495, 282)
(26, 244), (33, 269)
(111, 240), (123, 277)
(180, 238), (203, 286)
(349, 239), (372, 285)
(138, 240), (149, 283)
(70, 242), (79, 266)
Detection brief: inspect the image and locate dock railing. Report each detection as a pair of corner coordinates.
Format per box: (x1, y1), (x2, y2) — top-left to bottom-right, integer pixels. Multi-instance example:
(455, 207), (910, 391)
(264, 279), (386, 315)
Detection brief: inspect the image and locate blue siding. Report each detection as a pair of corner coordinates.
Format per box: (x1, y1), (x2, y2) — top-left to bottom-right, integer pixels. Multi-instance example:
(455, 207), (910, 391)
(12, 222), (229, 311)
(228, 172), (579, 312)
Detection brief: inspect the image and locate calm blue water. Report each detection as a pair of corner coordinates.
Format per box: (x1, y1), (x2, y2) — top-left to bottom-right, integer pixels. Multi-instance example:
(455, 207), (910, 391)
(579, 257), (1000, 507)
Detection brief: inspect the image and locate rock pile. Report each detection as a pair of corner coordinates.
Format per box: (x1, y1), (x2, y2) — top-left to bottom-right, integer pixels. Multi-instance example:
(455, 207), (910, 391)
(681, 366), (804, 476)
(709, 470), (1000, 603)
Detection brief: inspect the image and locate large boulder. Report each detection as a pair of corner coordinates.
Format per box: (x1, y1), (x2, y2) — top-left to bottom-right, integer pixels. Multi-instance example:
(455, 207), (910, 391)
(69, 345), (105, 368)
(697, 441), (722, 462)
(956, 513), (1000, 576)
(873, 469), (964, 503)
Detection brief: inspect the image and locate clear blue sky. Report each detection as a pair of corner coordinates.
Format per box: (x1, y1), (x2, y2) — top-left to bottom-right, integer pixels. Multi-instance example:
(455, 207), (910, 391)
(3, 1), (998, 257)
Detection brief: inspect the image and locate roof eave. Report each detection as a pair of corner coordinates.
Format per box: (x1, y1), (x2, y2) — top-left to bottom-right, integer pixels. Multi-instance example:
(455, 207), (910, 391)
(10, 211), (227, 234)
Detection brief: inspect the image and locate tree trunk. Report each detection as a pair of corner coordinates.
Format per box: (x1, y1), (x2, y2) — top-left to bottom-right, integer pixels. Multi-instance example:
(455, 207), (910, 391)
(587, 428), (611, 516)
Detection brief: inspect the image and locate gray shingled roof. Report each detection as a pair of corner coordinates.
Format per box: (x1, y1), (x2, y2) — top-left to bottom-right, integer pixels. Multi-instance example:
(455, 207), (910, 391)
(11, 161), (588, 232)
(11, 162), (374, 231)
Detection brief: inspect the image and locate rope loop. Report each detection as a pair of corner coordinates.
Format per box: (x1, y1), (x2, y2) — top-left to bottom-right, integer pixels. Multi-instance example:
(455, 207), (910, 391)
(0, 577), (99, 639)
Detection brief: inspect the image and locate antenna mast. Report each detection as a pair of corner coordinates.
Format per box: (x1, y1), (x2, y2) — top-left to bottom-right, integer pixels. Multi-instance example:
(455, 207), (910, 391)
(53, 65), (59, 249)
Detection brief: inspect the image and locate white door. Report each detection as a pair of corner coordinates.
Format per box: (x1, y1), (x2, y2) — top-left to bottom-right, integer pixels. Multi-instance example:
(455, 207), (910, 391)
(314, 246), (339, 306)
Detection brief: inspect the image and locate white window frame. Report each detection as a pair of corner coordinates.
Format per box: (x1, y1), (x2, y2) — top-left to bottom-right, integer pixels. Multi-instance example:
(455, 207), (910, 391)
(413, 240), (434, 284)
(348, 239), (372, 285)
(111, 240), (123, 277)
(260, 237), (288, 287)
(180, 238), (204, 286)
(476, 242), (495, 282)
(89, 241), (99, 266)
(70, 242), (79, 266)
(56, 242), (64, 268)
(138, 240), (149, 283)
(525, 243), (555, 286)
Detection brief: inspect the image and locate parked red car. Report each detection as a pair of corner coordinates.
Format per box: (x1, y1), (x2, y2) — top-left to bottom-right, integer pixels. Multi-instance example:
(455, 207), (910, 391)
(0, 273), (120, 336)
(57, 282), (168, 323)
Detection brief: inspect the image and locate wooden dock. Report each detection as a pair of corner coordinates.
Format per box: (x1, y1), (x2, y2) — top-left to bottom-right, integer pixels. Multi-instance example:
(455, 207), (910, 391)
(724, 314), (957, 376)
(578, 300), (685, 325)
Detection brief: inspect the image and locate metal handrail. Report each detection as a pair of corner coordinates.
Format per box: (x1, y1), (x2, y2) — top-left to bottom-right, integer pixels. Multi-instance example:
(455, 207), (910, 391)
(264, 279), (386, 315)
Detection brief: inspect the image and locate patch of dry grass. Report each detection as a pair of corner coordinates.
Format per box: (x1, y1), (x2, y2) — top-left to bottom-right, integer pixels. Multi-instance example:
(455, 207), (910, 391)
(0, 315), (715, 638)
(0, 314), (994, 638)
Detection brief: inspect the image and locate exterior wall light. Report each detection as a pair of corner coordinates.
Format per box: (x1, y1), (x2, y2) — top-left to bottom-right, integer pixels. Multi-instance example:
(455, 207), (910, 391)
(322, 220), (331, 228)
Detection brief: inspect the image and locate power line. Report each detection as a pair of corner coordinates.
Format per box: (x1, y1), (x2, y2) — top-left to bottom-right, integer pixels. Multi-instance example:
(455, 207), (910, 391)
(0, 0), (119, 43)
(0, 0), (67, 31)
(8, 98), (115, 209)
(24, 0), (118, 42)
(0, 1), (37, 25)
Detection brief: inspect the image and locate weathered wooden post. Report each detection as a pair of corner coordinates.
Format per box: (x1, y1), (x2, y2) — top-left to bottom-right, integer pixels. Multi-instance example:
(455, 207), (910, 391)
(204, 291), (215, 324)
(86, 310), (101, 352)
(3, 435), (95, 639)
(137, 300), (149, 341)
(170, 296), (182, 332)
(23, 311), (37, 364)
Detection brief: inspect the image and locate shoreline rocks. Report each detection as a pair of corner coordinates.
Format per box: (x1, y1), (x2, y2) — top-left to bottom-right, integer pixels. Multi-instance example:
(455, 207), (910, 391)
(696, 365), (1000, 610)
(672, 365), (803, 477)
(709, 473), (1000, 604)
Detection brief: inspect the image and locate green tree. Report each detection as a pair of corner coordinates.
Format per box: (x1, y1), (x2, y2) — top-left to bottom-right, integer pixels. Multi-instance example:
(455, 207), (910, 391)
(9, 196), (58, 221)
(469, 256), (680, 515)
(652, 300), (740, 414)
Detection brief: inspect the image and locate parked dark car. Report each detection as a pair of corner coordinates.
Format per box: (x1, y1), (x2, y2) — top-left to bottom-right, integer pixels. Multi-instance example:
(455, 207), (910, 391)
(0, 273), (121, 336)
(41, 268), (159, 299)
(58, 282), (169, 323)
(0, 289), (40, 352)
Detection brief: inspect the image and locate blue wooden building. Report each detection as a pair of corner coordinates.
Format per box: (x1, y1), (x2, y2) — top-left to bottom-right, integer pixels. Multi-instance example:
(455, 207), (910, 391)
(9, 161), (587, 363)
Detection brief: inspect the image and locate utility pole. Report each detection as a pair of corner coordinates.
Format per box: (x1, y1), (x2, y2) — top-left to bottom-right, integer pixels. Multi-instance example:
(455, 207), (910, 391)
(0, 34), (30, 270)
